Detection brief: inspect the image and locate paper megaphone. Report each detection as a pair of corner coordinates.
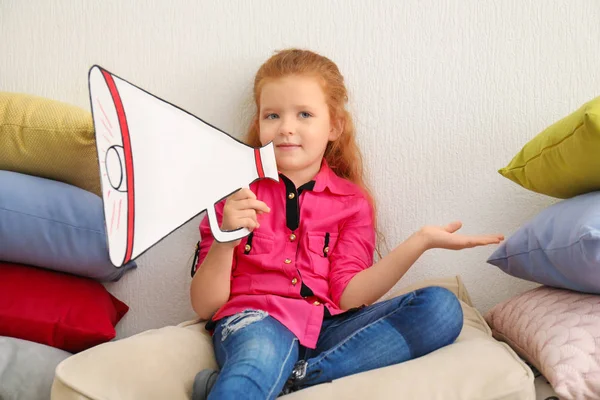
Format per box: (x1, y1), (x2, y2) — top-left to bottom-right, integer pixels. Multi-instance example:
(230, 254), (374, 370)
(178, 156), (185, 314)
(88, 66), (278, 267)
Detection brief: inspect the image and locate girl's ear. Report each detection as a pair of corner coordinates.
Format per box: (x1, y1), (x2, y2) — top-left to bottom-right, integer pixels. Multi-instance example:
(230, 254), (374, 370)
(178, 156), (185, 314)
(329, 118), (344, 141)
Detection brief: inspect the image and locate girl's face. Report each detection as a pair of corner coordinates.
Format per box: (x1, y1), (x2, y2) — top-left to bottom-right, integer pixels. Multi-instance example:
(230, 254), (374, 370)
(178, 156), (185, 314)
(258, 75), (340, 180)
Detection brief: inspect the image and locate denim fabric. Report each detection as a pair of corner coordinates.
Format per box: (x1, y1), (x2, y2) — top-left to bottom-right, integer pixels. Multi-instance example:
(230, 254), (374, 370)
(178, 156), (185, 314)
(207, 286), (463, 399)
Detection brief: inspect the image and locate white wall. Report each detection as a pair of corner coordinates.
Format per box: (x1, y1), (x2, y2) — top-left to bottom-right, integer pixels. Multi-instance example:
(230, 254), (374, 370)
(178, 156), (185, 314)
(2, 0), (600, 339)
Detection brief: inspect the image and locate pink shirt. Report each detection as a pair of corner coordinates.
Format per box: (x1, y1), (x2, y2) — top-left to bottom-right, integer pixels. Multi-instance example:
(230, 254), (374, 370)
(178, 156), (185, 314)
(194, 161), (375, 349)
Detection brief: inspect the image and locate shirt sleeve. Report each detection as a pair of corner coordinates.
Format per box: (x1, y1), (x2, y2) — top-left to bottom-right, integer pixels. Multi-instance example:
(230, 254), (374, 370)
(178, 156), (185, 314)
(328, 196), (376, 308)
(195, 200), (226, 274)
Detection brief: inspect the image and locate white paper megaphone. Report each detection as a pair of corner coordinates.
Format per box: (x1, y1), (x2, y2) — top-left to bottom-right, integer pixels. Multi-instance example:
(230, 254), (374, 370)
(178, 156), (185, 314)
(88, 65), (278, 267)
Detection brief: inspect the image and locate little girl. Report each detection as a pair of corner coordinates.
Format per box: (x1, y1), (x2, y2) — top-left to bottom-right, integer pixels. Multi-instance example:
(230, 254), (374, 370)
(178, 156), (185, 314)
(190, 49), (503, 399)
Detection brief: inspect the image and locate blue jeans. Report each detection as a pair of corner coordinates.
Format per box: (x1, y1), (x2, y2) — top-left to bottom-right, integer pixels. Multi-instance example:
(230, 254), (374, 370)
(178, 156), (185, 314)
(207, 286), (463, 399)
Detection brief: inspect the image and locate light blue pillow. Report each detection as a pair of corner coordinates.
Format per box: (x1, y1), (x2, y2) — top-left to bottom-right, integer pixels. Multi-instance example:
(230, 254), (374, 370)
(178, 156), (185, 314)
(487, 191), (600, 294)
(0, 170), (136, 281)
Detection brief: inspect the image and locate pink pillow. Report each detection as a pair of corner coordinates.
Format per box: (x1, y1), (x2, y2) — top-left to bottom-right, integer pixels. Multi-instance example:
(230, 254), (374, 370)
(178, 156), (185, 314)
(485, 286), (600, 399)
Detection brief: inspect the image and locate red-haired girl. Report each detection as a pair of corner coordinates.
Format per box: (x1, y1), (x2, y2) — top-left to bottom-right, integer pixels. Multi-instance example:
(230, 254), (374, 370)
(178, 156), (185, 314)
(190, 49), (503, 399)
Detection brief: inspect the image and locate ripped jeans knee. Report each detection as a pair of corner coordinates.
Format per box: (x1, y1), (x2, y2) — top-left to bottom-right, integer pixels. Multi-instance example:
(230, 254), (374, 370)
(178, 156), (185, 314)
(220, 309), (269, 342)
(210, 310), (299, 399)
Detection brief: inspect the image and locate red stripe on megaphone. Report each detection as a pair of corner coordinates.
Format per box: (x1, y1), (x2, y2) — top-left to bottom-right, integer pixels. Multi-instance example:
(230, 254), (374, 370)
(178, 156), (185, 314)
(101, 69), (135, 265)
(255, 148), (265, 179)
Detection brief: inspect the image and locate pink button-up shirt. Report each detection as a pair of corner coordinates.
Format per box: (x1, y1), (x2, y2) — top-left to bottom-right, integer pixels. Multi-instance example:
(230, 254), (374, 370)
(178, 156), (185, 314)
(194, 161), (375, 349)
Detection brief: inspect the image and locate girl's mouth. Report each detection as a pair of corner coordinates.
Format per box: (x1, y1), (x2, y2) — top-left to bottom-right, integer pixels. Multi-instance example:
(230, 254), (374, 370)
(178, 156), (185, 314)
(277, 144), (301, 151)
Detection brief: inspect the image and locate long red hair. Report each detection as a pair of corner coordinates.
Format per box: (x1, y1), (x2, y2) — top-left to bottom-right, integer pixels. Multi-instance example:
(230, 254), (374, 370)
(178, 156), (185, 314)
(244, 49), (383, 255)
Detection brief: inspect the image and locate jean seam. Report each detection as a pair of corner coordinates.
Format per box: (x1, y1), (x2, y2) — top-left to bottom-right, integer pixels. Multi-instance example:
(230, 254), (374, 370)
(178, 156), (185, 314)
(217, 323), (229, 371)
(266, 337), (298, 399)
(309, 292), (416, 372)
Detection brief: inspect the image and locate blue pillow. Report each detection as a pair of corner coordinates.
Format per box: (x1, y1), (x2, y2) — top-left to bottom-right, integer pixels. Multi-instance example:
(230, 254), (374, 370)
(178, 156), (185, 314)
(487, 191), (600, 294)
(0, 170), (136, 281)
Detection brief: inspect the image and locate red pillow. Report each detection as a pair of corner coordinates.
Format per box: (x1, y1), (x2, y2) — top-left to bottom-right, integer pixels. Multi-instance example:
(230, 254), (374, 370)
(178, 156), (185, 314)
(0, 262), (129, 353)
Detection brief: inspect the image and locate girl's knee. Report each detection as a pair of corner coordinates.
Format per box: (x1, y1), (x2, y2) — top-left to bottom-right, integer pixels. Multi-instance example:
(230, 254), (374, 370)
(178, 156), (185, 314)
(416, 286), (463, 341)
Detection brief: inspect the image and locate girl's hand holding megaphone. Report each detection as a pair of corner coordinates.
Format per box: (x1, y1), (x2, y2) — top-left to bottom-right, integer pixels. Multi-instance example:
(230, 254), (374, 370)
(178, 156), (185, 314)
(219, 188), (271, 248)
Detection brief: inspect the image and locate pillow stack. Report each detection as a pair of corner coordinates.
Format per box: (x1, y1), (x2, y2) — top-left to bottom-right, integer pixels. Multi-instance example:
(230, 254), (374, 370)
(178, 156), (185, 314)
(484, 95), (600, 399)
(0, 92), (135, 399)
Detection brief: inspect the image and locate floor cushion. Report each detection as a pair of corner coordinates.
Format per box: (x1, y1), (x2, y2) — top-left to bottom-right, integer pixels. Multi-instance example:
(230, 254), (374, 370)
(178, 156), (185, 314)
(51, 276), (535, 400)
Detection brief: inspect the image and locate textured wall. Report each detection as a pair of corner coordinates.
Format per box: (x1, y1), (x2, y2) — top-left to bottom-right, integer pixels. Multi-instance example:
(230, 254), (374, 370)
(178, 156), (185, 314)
(2, 0), (600, 339)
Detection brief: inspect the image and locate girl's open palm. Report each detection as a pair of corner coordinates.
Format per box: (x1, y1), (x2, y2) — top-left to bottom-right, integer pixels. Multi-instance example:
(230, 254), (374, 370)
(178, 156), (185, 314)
(421, 221), (504, 250)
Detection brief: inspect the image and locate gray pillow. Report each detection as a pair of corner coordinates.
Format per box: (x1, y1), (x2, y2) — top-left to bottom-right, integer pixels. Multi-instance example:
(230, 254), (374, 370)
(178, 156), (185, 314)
(0, 336), (71, 400)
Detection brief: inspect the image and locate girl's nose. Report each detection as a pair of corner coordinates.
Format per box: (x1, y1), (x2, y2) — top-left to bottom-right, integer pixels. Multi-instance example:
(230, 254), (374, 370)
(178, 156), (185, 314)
(278, 119), (294, 135)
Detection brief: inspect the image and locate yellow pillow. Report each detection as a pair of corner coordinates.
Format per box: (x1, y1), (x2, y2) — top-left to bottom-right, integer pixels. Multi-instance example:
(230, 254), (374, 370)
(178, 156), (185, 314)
(499, 95), (600, 199)
(0, 92), (101, 196)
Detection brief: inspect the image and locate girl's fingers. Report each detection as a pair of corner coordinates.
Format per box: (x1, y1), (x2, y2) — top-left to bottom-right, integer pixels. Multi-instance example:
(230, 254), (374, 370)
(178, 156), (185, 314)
(232, 188), (257, 200)
(237, 217), (258, 231)
(444, 221), (462, 233)
(239, 199), (270, 213)
(463, 235), (504, 247)
(235, 209), (258, 219)
(478, 235), (504, 243)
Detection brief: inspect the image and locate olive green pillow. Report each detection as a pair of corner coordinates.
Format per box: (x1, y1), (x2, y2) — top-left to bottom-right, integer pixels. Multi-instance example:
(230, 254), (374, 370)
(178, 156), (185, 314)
(499, 95), (600, 199)
(0, 92), (101, 196)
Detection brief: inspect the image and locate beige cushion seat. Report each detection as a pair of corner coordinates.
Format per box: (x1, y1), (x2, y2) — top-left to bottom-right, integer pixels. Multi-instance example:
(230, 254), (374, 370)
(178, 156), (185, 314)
(51, 277), (535, 400)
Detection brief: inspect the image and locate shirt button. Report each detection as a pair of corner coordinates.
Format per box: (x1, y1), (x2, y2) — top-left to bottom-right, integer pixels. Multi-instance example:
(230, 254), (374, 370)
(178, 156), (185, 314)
(284, 258), (292, 264)
(289, 234), (297, 242)
(244, 244), (251, 252)
(288, 192), (295, 199)
(313, 301), (321, 306)
(292, 278), (298, 285)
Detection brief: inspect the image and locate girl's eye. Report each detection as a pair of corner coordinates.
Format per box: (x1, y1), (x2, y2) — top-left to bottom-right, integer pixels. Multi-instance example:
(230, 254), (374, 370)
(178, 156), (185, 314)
(265, 113), (279, 120)
(299, 112), (311, 118)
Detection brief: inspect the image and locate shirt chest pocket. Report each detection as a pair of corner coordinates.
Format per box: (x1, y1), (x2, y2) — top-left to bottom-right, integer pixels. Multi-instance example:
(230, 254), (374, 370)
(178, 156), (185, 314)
(307, 232), (339, 278)
(235, 232), (275, 275)
(238, 232), (274, 256)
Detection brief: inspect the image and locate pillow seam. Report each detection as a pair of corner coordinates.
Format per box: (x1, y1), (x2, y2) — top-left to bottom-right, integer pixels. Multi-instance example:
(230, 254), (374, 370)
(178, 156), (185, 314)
(0, 206), (102, 234)
(501, 121), (584, 171)
(488, 234), (594, 261)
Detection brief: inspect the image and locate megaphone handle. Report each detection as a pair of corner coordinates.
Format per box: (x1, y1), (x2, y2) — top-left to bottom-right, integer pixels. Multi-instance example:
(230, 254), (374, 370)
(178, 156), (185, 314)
(206, 203), (251, 243)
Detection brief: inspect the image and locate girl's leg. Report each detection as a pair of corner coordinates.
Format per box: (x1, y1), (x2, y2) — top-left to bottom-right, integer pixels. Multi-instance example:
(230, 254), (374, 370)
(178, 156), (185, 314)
(283, 286), (463, 392)
(201, 309), (299, 400)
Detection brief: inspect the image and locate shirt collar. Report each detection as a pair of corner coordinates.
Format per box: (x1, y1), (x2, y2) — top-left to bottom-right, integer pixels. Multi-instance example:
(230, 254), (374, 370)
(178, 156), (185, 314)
(277, 159), (357, 197)
(312, 159), (357, 196)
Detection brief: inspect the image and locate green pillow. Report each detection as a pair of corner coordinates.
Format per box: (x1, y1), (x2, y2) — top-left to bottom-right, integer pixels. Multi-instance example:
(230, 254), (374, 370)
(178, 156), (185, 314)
(499, 95), (600, 199)
(0, 92), (101, 196)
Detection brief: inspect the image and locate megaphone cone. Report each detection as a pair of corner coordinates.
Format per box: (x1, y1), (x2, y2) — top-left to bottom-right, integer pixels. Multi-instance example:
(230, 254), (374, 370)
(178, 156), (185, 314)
(88, 65), (278, 267)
